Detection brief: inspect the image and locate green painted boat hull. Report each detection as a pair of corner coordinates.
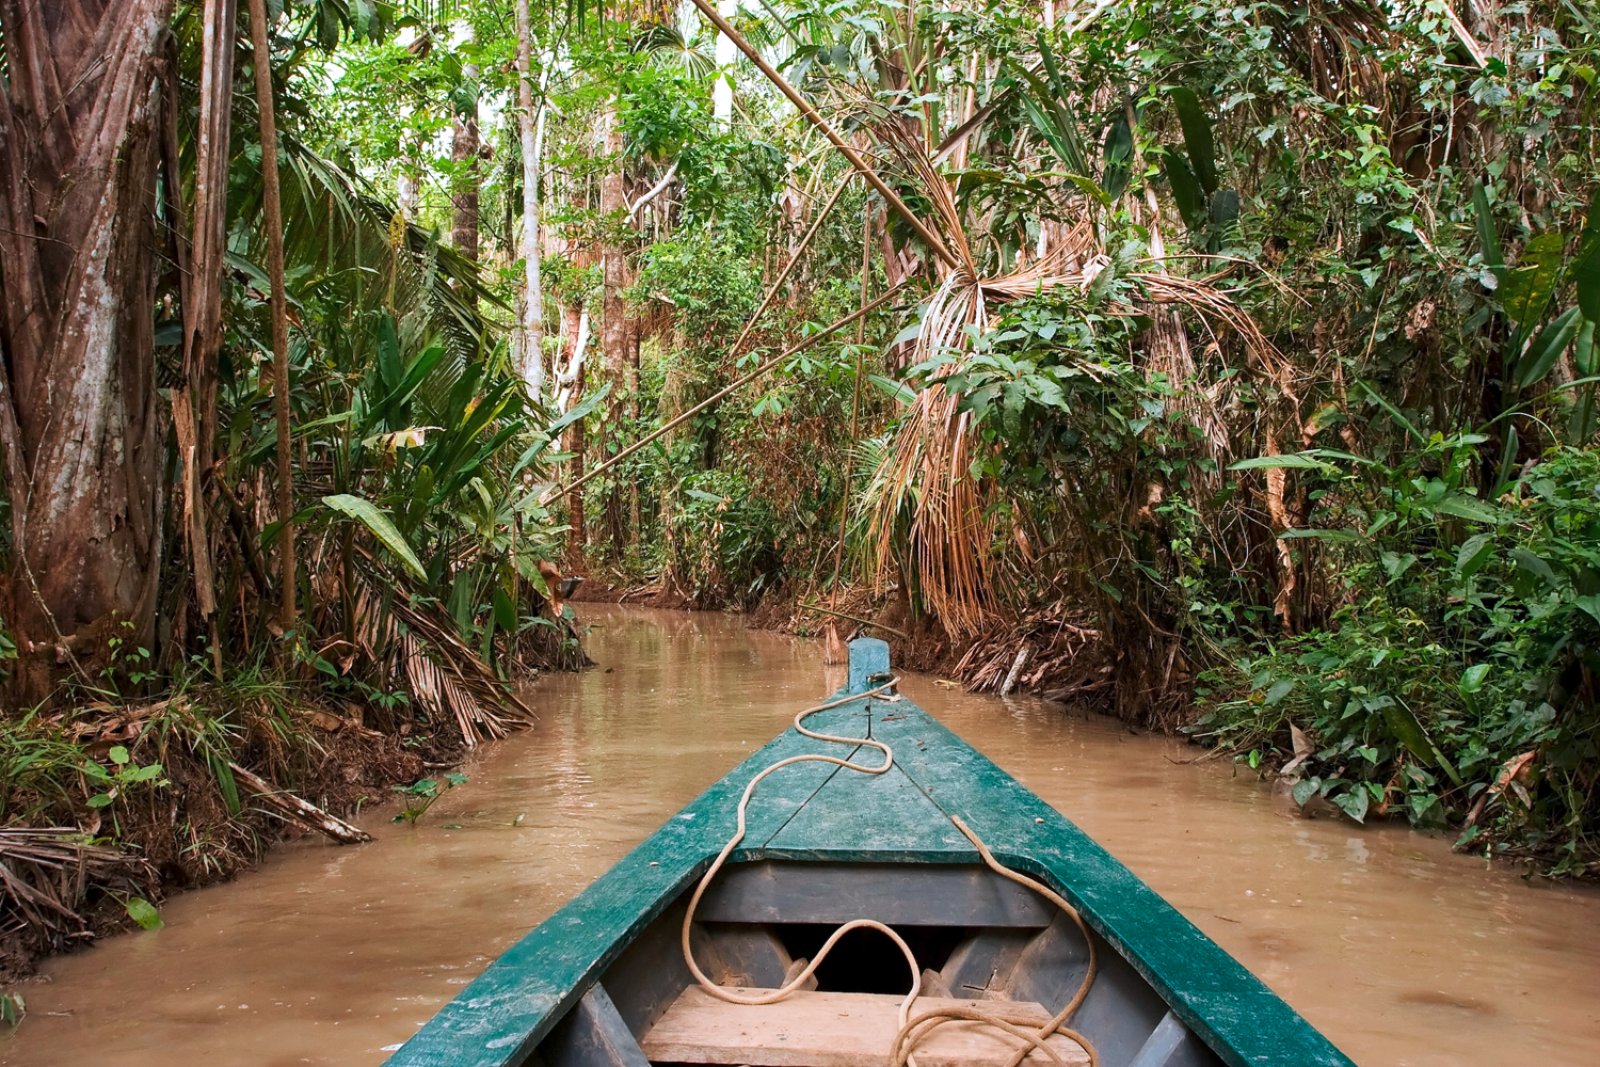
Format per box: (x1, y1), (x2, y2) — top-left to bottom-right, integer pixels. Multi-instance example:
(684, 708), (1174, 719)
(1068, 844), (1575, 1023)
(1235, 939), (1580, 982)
(386, 639), (1354, 1067)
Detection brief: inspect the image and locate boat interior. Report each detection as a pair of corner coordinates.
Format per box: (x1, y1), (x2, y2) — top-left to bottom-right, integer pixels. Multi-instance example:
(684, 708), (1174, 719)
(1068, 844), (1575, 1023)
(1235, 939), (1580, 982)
(530, 860), (1225, 1067)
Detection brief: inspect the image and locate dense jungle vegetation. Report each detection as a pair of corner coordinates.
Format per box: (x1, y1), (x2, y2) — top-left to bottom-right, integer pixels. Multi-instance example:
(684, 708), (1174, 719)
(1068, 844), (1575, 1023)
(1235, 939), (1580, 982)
(2, 0), (1599, 987)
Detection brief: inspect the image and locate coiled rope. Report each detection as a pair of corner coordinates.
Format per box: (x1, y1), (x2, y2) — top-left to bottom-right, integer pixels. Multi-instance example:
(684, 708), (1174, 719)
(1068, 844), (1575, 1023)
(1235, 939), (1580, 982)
(679, 681), (1101, 1066)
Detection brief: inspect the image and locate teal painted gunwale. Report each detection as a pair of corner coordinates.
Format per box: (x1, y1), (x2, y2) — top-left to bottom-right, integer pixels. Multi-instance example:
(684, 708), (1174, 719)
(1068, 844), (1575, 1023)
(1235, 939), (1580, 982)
(385, 692), (1355, 1067)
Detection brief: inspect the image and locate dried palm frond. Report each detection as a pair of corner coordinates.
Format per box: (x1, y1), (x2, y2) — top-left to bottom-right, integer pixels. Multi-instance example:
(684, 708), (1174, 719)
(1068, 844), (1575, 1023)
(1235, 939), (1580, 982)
(0, 828), (153, 941)
(853, 87), (1288, 640)
(351, 580), (535, 748)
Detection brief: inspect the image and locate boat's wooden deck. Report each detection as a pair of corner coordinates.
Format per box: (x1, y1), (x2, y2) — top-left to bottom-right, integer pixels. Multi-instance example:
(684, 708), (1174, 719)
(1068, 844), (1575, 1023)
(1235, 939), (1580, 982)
(642, 987), (1091, 1067)
(384, 639), (1355, 1067)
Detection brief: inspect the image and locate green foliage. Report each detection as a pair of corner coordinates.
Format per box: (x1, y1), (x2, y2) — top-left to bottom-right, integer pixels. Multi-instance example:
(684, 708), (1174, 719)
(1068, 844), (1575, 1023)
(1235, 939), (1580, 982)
(124, 896), (164, 931)
(1, 991), (24, 1029)
(0, 713), (82, 823)
(632, 235), (762, 346)
(392, 772), (468, 824)
(82, 746), (169, 812)
(1201, 445), (1600, 871)
(668, 469), (782, 606)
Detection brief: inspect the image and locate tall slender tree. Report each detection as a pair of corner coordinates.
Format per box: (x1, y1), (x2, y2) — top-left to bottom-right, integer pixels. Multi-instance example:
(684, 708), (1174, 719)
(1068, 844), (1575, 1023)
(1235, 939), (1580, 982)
(450, 62), (482, 264)
(515, 0), (546, 397)
(248, 0), (297, 628)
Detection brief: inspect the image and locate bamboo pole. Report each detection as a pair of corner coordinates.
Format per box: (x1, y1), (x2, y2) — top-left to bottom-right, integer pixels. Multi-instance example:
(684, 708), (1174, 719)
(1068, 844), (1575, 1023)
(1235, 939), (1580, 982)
(723, 173), (855, 367)
(828, 202), (873, 607)
(797, 602), (911, 642)
(248, 0), (296, 629)
(686, 0), (960, 272)
(546, 284), (908, 504)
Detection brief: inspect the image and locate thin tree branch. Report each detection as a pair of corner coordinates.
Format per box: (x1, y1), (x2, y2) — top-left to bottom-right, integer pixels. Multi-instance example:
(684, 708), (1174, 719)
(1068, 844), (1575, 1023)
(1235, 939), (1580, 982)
(248, 0), (296, 628)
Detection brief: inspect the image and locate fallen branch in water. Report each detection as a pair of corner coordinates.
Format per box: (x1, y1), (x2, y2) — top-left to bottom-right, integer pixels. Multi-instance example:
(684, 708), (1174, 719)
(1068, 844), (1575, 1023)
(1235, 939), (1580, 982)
(798, 602), (911, 641)
(229, 763), (372, 845)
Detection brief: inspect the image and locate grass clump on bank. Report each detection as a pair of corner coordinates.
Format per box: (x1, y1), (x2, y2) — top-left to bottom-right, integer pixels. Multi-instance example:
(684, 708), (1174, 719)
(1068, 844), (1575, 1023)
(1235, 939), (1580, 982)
(0, 670), (427, 980)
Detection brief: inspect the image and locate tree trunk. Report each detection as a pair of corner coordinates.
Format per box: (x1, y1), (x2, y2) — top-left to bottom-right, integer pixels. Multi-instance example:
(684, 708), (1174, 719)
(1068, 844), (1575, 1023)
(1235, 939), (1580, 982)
(713, 0), (737, 123)
(515, 0), (547, 398)
(626, 296), (642, 546)
(175, 0), (239, 629)
(599, 104), (629, 552)
(449, 66), (480, 264)
(0, 0), (174, 698)
(564, 301), (588, 572)
(248, 0), (296, 630)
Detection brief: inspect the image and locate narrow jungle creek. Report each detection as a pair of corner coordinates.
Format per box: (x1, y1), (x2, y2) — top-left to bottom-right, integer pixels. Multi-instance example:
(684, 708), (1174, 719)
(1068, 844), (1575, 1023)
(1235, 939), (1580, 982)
(6, 606), (1599, 1067)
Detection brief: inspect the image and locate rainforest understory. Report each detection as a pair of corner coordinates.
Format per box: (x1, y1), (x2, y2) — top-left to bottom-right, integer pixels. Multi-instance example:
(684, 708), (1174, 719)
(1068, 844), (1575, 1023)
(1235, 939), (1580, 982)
(4, 0), (1600, 1004)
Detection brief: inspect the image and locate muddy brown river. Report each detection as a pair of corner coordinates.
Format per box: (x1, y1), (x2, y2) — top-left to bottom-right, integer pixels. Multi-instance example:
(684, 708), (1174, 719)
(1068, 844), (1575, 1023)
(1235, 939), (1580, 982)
(5, 606), (1599, 1065)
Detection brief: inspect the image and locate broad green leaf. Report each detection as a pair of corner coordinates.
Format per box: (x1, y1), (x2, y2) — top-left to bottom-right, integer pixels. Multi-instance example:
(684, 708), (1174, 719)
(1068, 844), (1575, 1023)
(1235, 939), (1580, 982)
(1473, 185), (1505, 282)
(1334, 788), (1370, 823)
(1459, 663), (1491, 696)
(1277, 527), (1364, 543)
(869, 374), (916, 406)
(1434, 495), (1501, 524)
(1381, 551), (1418, 580)
(493, 587), (518, 631)
(373, 343), (447, 428)
(376, 314), (403, 394)
(1291, 778), (1320, 807)
(1455, 533), (1495, 578)
(1162, 149), (1206, 230)
(1170, 87), (1219, 194)
(544, 382), (611, 440)
(1229, 453), (1337, 471)
(1101, 111), (1133, 201)
(322, 494), (426, 578)
(1575, 186), (1600, 322)
(1383, 702), (1437, 767)
(1265, 678), (1295, 705)
(1500, 232), (1567, 327)
(109, 745), (130, 766)
(1509, 546), (1560, 589)
(125, 897), (163, 930)
(1515, 306), (1581, 388)
(1356, 380), (1424, 441)
(1494, 423), (1521, 498)
(1210, 188), (1240, 229)
(1573, 319), (1598, 378)
(1575, 594), (1600, 625)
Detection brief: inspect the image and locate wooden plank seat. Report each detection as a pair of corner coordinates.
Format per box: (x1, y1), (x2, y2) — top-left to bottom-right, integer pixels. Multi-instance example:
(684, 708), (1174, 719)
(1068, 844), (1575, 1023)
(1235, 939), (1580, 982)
(641, 986), (1092, 1067)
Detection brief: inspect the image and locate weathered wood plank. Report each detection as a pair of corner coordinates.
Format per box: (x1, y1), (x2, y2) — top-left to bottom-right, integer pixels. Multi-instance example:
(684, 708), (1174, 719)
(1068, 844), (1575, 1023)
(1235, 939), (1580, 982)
(1129, 1012), (1217, 1067)
(538, 985), (650, 1067)
(639, 986), (1091, 1067)
(759, 758), (974, 860)
(382, 699), (876, 1067)
(696, 862), (1052, 927)
(869, 705), (1354, 1067)
(1010, 911), (1166, 1064)
(386, 635), (1353, 1067)
(692, 925), (794, 989)
(940, 929), (1035, 999)
(847, 636), (891, 694)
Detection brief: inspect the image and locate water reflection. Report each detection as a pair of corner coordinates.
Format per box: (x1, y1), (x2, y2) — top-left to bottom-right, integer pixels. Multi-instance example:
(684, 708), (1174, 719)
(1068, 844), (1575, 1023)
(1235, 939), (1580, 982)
(4, 606), (1598, 1067)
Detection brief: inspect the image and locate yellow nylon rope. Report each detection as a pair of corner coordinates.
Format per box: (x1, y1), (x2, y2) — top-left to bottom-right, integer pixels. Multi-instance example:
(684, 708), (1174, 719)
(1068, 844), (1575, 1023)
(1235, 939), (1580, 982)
(678, 682), (1100, 1066)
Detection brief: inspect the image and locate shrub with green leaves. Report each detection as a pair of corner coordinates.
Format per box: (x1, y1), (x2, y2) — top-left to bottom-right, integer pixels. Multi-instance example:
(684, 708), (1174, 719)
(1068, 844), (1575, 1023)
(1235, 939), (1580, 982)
(1200, 444), (1600, 871)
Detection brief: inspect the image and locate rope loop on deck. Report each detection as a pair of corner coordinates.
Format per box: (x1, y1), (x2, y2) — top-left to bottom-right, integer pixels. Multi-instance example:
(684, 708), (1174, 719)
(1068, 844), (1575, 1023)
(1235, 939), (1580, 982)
(679, 681), (1101, 1067)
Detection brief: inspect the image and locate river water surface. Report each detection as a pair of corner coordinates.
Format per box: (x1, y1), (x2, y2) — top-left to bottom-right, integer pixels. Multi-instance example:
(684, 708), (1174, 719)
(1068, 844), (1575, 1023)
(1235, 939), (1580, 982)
(5, 606), (1599, 1066)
